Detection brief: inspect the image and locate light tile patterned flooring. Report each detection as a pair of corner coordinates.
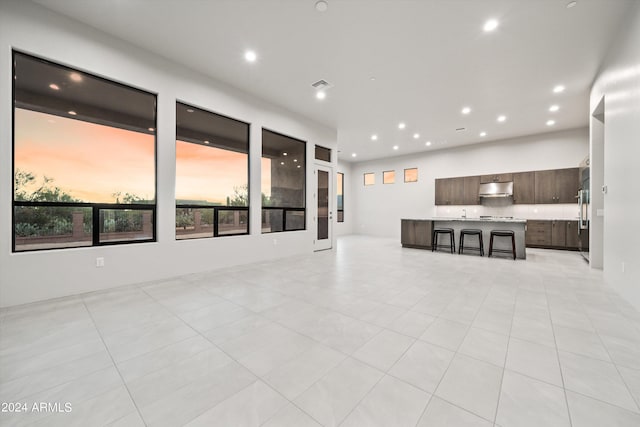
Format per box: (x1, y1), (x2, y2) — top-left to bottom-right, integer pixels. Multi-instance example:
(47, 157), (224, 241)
(2, 235), (640, 426)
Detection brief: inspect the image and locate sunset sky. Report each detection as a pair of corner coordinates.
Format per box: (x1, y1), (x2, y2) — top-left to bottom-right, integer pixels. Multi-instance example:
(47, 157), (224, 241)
(175, 140), (249, 203)
(15, 109), (155, 203)
(15, 108), (271, 205)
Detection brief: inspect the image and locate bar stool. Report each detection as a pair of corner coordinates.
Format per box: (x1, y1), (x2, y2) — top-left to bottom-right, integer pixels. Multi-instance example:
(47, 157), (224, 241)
(432, 228), (455, 254)
(459, 229), (484, 256)
(488, 230), (516, 260)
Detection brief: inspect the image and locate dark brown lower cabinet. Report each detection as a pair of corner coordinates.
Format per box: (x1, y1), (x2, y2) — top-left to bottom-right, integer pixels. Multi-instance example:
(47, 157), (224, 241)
(526, 220), (580, 250)
(525, 220), (552, 246)
(401, 220), (433, 249)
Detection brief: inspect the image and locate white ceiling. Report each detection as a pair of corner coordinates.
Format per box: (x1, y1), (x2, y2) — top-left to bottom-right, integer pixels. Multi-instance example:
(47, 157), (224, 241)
(33, 0), (632, 162)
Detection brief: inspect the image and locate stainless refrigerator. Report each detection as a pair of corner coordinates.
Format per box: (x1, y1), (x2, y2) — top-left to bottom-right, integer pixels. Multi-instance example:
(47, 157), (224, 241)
(577, 167), (590, 262)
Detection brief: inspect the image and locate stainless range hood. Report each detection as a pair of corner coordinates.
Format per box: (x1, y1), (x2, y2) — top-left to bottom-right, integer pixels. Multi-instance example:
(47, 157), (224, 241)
(479, 181), (513, 198)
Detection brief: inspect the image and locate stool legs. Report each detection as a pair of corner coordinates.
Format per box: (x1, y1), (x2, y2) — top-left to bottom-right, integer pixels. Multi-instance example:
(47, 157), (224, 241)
(450, 231), (455, 254)
(488, 234), (494, 257)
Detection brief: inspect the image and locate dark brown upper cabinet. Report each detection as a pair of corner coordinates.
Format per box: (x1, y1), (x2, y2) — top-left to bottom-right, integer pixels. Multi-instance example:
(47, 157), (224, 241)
(513, 171), (535, 204)
(463, 176), (481, 205)
(480, 173), (513, 183)
(534, 168), (579, 204)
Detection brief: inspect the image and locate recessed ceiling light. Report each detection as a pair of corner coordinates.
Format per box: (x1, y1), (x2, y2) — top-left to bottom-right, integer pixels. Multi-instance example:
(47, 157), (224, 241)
(413, 133), (420, 139)
(316, 91), (326, 100)
(280, 161), (285, 165)
(370, 77), (376, 81)
(68, 110), (77, 116)
(186, 109), (194, 113)
(480, 131), (487, 137)
(244, 50), (257, 62)
(497, 115), (506, 122)
(204, 140), (210, 144)
(393, 145), (399, 150)
(549, 105), (559, 112)
(553, 85), (565, 93)
(297, 165), (301, 168)
(546, 120), (556, 126)
(69, 72), (82, 82)
(315, 0), (328, 12)
(398, 122), (406, 129)
(371, 134), (378, 141)
(425, 141), (432, 146)
(49, 83), (60, 90)
(293, 159), (298, 162)
(566, 1), (577, 8)
(483, 19), (499, 32)
(351, 153), (357, 157)
(461, 107), (471, 114)
(148, 127), (155, 132)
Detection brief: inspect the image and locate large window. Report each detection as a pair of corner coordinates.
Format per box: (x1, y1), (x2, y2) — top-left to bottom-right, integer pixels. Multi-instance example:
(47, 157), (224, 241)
(337, 172), (344, 222)
(12, 52), (156, 252)
(261, 129), (306, 233)
(175, 102), (249, 239)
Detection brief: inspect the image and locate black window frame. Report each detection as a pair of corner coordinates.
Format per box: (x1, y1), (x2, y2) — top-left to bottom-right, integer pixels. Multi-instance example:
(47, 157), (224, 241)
(175, 101), (251, 240)
(12, 51), (157, 253)
(261, 128), (307, 234)
(314, 145), (332, 162)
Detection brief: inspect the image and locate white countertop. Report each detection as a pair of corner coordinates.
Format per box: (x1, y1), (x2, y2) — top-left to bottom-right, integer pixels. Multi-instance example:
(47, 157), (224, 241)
(404, 217), (527, 224)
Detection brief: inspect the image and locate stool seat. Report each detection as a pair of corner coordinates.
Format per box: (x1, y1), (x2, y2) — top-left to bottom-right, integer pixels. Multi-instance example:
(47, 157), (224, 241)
(488, 230), (516, 260)
(432, 228), (455, 254)
(459, 229), (484, 256)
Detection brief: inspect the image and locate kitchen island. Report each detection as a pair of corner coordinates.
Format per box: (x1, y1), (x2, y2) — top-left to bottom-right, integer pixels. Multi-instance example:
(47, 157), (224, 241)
(401, 217), (527, 259)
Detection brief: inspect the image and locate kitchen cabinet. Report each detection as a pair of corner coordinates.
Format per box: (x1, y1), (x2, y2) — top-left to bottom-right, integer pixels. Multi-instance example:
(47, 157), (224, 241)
(555, 168), (580, 203)
(480, 173), (513, 183)
(435, 177), (465, 205)
(401, 219), (433, 249)
(435, 178), (452, 205)
(551, 220), (567, 247)
(526, 220), (552, 246)
(565, 221), (580, 249)
(463, 176), (481, 205)
(526, 220), (580, 250)
(534, 168), (579, 204)
(513, 171), (535, 204)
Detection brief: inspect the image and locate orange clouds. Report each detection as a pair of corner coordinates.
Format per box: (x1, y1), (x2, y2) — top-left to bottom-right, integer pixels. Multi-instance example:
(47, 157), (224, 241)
(15, 109), (155, 203)
(175, 140), (248, 203)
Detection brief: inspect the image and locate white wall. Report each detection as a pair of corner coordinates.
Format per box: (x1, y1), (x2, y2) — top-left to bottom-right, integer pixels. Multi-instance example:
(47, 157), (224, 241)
(351, 128), (589, 238)
(0, 1), (337, 307)
(335, 160), (354, 236)
(590, 2), (640, 310)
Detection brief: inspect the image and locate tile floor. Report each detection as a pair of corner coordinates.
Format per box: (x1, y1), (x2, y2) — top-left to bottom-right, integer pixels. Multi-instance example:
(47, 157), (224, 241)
(1, 235), (640, 426)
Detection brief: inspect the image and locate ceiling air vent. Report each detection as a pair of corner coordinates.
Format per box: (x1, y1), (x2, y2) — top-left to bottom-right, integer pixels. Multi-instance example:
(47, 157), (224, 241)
(311, 79), (332, 90)
(456, 127), (466, 132)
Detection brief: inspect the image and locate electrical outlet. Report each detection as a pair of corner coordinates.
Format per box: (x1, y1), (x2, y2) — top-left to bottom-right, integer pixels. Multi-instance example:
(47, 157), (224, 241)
(96, 257), (105, 268)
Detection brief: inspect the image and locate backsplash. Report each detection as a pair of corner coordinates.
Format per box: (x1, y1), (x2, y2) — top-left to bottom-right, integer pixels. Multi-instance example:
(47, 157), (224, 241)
(434, 203), (579, 220)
